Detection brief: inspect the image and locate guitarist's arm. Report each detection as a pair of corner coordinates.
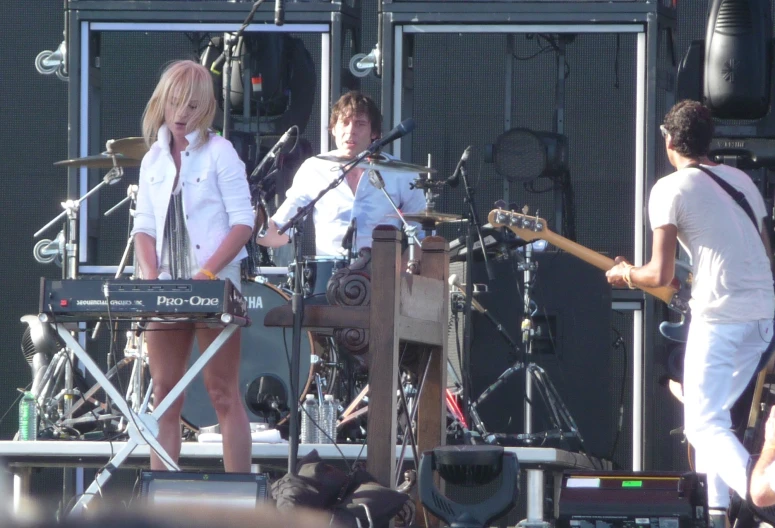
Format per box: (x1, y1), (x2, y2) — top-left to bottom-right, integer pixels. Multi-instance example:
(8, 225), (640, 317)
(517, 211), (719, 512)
(606, 224), (678, 289)
(750, 407), (775, 507)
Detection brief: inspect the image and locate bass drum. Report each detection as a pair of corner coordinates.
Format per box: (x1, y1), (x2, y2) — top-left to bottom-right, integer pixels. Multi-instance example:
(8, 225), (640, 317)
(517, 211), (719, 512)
(182, 281), (317, 430)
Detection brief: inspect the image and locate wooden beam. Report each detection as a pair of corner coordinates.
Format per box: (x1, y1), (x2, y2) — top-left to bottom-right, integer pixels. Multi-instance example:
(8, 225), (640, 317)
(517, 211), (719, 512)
(263, 305), (369, 330)
(366, 226), (402, 488)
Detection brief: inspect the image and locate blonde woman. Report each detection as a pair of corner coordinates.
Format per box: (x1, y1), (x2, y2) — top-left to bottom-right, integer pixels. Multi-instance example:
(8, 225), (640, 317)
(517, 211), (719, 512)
(132, 60), (253, 472)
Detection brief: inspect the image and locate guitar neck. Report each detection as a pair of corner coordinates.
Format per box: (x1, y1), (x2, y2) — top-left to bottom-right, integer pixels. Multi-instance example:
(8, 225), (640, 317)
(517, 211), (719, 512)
(540, 230), (677, 305)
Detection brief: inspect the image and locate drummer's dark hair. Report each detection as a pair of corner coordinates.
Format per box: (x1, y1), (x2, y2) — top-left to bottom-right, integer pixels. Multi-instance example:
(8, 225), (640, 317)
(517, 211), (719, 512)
(329, 91), (382, 137)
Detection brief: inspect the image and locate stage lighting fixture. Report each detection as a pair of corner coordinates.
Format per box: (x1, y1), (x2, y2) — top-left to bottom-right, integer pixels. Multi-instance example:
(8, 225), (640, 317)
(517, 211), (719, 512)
(419, 445), (519, 528)
(485, 128), (568, 183)
(678, 0), (772, 121)
(704, 0), (771, 120)
(200, 33), (316, 135)
(20, 315), (63, 395)
(139, 471), (270, 510)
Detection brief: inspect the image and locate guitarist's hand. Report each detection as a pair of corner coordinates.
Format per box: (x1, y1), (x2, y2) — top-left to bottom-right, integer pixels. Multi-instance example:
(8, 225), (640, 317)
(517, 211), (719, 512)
(606, 256), (634, 288)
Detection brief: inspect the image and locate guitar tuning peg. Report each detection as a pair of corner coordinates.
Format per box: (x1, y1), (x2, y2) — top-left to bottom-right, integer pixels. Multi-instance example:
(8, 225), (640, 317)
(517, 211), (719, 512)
(521, 205), (529, 215)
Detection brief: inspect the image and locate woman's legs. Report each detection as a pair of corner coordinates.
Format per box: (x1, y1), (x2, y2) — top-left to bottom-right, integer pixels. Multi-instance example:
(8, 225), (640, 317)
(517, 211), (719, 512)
(197, 326), (251, 472)
(144, 322), (195, 470)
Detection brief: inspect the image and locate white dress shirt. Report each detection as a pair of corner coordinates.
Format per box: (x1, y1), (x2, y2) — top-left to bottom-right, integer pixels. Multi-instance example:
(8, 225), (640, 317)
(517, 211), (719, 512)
(271, 154), (427, 256)
(131, 125), (254, 271)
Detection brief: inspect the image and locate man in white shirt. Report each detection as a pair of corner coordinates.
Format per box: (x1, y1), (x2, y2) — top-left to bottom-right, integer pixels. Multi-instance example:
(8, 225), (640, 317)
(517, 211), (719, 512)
(256, 91), (427, 257)
(606, 100), (774, 525)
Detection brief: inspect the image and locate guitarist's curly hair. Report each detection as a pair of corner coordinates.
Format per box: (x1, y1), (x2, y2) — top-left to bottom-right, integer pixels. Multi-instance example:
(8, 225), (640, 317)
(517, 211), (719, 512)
(662, 100), (714, 158)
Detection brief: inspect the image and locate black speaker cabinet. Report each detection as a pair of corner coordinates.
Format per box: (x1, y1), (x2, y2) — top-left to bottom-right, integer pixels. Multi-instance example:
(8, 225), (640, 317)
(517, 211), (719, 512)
(450, 252), (613, 458)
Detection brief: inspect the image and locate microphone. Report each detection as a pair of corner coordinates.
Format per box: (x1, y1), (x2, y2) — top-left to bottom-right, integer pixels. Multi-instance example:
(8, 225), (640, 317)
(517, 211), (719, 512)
(274, 0), (284, 26)
(250, 126), (296, 182)
(341, 218), (357, 253)
(367, 118), (415, 153)
(446, 146), (471, 188)
(449, 274), (486, 314)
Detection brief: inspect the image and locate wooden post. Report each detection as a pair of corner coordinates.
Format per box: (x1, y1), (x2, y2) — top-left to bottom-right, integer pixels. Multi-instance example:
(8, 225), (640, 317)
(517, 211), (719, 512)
(366, 226), (403, 488)
(416, 236), (448, 461)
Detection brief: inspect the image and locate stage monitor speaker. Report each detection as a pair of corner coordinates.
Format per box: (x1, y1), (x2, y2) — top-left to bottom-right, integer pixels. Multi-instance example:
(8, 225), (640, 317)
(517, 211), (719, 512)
(557, 471), (709, 528)
(449, 252), (613, 458)
(139, 471), (270, 510)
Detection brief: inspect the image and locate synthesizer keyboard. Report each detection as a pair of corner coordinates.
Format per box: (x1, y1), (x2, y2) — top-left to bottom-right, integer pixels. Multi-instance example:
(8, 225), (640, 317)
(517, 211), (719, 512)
(39, 278), (249, 324)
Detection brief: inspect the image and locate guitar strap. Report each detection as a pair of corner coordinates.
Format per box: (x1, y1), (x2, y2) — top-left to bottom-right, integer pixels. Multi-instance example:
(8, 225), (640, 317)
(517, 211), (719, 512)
(687, 163), (760, 232)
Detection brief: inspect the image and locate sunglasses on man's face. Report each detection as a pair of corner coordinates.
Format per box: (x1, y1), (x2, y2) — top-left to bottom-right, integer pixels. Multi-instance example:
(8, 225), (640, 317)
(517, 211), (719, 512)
(660, 125), (669, 138)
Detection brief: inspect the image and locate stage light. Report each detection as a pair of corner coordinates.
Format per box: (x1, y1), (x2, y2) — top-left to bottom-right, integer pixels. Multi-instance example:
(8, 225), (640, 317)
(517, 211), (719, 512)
(485, 128), (568, 183)
(418, 445), (519, 528)
(200, 33), (316, 135)
(20, 315), (63, 395)
(677, 0), (772, 120)
(704, 0), (771, 119)
(139, 471), (270, 510)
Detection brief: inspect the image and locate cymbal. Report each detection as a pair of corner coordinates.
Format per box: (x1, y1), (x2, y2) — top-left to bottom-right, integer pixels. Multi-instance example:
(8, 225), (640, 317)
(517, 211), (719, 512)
(54, 153), (141, 169)
(398, 210), (465, 225)
(106, 137), (148, 160)
(316, 153), (436, 174)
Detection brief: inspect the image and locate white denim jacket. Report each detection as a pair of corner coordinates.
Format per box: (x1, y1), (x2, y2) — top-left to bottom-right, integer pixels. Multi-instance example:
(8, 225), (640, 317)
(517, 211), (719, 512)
(131, 125), (254, 269)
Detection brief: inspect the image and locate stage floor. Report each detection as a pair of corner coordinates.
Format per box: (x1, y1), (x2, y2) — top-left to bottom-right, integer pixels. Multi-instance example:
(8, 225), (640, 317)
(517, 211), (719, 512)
(0, 440), (609, 523)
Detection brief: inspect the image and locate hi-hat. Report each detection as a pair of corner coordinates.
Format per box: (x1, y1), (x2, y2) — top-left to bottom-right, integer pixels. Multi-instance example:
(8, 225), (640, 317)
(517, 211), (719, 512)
(54, 153), (141, 169)
(316, 152), (436, 174)
(397, 209), (465, 226)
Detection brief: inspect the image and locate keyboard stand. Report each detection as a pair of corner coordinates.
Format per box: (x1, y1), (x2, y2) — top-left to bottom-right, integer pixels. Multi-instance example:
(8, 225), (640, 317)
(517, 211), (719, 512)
(40, 316), (243, 516)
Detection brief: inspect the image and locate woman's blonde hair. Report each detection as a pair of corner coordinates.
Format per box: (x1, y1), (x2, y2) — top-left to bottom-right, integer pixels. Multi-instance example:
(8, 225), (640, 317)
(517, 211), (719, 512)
(142, 60), (216, 149)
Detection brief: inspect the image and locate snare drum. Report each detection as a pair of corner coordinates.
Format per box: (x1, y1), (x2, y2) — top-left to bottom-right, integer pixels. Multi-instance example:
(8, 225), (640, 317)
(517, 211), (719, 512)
(182, 281), (320, 430)
(296, 256), (348, 300)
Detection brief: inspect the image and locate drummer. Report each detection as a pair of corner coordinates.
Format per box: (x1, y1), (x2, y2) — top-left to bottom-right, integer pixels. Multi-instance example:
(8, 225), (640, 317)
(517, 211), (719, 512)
(256, 91), (427, 258)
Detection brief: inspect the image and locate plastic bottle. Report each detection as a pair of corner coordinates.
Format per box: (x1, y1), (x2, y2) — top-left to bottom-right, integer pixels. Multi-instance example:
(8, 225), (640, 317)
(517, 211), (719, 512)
(301, 394), (319, 444)
(18, 391), (38, 441)
(319, 395), (337, 444)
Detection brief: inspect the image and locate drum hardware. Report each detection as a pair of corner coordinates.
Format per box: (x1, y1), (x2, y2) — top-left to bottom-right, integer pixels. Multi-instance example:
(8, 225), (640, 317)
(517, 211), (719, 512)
(182, 282), (336, 432)
(315, 152), (437, 175)
(29, 171), (151, 440)
(453, 215), (584, 449)
(276, 123), (416, 474)
(53, 137), (148, 169)
(366, 170), (423, 274)
(31, 149), (130, 433)
(290, 256), (348, 299)
(446, 154), (496, 433)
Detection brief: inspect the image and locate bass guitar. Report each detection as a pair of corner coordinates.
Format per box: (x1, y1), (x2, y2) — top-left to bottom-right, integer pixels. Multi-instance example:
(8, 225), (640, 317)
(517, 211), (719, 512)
(488, 208), (693, 342)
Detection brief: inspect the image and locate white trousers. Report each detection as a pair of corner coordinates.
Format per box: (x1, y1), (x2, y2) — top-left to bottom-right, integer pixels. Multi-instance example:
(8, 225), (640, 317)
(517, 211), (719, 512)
(683, 317), (773, 509)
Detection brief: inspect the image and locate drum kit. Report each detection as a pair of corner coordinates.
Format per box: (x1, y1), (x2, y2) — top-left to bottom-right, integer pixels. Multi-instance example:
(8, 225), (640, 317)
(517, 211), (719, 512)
(32, 139), (467, 444)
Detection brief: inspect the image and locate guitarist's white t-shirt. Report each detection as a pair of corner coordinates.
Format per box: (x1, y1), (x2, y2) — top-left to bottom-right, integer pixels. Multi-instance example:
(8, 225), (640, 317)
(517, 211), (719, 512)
(649, 163), (774, 323)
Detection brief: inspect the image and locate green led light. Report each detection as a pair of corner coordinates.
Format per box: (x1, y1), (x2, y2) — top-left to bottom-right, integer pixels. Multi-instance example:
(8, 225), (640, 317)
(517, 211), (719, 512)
(621, 480), (643, 488)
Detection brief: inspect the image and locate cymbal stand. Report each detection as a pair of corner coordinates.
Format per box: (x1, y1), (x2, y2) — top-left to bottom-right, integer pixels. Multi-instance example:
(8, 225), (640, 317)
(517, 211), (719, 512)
(101, 184), (151, 428)
(457, 161), (494, 430)
(365, 169), (422, 273)
(34, 164), (125, 426)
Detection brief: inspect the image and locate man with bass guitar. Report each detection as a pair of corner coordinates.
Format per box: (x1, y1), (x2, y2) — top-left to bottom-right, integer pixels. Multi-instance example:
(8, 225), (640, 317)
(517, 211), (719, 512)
(606, 100), (774, 526)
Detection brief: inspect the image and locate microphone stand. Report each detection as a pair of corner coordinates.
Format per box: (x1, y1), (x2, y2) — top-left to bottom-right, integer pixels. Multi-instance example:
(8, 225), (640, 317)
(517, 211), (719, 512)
(458, 164), (493, 433)
(276, 148), (376, 475)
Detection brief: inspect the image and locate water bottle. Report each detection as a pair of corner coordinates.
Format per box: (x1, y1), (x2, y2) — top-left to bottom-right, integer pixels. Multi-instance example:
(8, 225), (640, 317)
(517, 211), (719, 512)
(300, 394), (319, 444)
(18, 391), (38, 441)
(319, 395), (337, 444)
